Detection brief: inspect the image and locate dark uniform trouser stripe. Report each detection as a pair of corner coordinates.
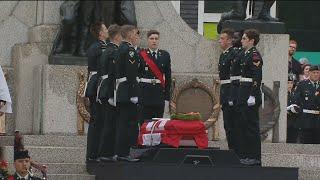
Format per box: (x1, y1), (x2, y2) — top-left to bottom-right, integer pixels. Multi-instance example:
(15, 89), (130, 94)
(115, 103), (138, 156)
(235, 105), (261, 160)
(98, 104), (117, 157)
(86, 97), (105, 159)
(221, 105), (236, 150)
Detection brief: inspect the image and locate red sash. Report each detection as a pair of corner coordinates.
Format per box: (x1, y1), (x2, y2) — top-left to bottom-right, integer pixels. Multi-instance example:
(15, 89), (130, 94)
(8, 176), (14, 180)
(139, 50), (165, 88)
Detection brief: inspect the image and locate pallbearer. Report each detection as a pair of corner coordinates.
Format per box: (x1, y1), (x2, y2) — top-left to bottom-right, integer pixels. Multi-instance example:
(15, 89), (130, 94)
(237, 29), (263, 166)
(85, 22), (108, 162)
(96, 24), (122, 161)
(114, 25), (141, 162)
(218, 28), (237, 151)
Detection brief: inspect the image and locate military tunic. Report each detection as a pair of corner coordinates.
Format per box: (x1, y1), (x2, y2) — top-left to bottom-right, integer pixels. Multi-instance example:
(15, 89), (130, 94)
(237, 46), (263, 161)
(139, 48), (172, 124)
(114, 41), (142, 157)
(218, 47), (237, 150)
(97, 42), (119, 158)
(292, 79), (320, 143)
(86, 40), (107, 160)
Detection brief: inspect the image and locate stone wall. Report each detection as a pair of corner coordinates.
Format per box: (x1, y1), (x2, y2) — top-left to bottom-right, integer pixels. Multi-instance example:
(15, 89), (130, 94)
(1, 1), (289, 142)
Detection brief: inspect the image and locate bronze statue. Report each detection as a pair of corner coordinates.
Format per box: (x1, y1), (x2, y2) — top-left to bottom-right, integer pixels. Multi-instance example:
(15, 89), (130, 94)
(52, 0), (137, 57)
(218, 0), (279, 33)
(54, 1), (79, 55)
(221, 0), (278, 22)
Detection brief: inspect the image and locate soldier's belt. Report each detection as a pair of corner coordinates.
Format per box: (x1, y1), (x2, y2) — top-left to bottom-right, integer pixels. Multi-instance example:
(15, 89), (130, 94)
(303, 109), (320, 115)
(220, 79), (231, 84)
(240, 77), (253, 82)
(88, 71), (97, 81)
(117, 77), (127, 83)
(139, 78), (161, 84)
(230, 76), (241, 81)
(101, 74), (109, 80)
(82, 71), (98, 97)
(96, 74), (109, 103)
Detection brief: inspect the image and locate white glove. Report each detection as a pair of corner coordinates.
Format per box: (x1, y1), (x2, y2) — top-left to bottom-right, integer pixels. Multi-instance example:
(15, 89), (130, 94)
(130, 97), (138, 104)
(247, 96), (256, 106)
(108, 98), (115, 107)
(228, 101), (234, 106)
(290, 104), (299, 113)
(286, 104), (293, 111)
(163, 100), (170, 118)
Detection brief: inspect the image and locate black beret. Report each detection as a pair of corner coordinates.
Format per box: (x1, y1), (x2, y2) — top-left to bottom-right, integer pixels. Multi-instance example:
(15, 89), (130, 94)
(14, 150), (30, 161)
(309, 65), (319, 71)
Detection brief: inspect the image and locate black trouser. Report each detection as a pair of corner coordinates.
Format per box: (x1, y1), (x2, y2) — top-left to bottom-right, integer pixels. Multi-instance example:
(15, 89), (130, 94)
(221, 104), (236, 150)
(139, 104), (165, 125)
(98, 104), (117, 157)
(86, 97), (105, 159)
(286, 115), (298, 143)
(297, 128), (320, 144)
(235, 104), (261, 160)
(115, 102), (138, 157)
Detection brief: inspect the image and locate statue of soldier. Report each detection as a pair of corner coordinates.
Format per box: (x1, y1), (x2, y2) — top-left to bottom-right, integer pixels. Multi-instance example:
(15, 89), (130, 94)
(54, 1), (80, 55)
(221, 0), (278, 22)
(53, 0), (137, 57)
(217, 0), (279, 33)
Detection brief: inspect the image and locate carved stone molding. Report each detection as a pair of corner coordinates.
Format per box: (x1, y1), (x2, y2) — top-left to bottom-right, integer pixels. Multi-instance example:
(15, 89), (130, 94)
(260, 81), (281, 140)
(170, 78), (220, 129)
(76, 70), (90, 135)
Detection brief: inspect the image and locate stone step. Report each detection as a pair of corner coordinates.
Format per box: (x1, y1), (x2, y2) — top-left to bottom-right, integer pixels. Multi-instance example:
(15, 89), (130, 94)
(23, 135), (86, 147)
(25, 146), (86, 163)
(209, 141), (320, 155)
(299, 169), (320, 180)
(0, 136), (14, 146)
(47, 174), (95, 180)
(44, 163), (87, 175)
(262, 153), (320, 170)
(261, 143), (320, 155)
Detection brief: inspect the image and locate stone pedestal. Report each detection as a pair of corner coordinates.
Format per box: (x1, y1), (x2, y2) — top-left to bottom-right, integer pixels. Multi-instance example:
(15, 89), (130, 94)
(33, 64), (86, 134)
(220, 20), (286, 34)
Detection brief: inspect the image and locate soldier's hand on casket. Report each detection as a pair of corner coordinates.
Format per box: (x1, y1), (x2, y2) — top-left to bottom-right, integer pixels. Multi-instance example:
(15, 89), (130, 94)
(130, 97), (138, 104)
(247, 96), (256, 106)
(108, 98), (116, 107)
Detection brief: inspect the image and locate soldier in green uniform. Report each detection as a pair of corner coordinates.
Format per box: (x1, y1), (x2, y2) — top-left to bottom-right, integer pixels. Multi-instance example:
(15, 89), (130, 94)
(138, 30), (172, 124)
(114, 25), (141, 162)
(286, 75), (298, 143)
(236, 29), (263, 166)
(85, 22), (108, 162)
(96, 24), (122, 161)
(218, 28), (237, 151)
(289, 65), (320, 144)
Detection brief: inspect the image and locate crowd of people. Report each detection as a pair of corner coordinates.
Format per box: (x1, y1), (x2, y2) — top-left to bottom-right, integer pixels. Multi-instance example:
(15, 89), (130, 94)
(84, 22), (171, 163)
(286, 40), (320, 144)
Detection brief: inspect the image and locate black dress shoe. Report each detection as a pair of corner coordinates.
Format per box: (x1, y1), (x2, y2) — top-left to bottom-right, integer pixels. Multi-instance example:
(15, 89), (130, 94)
(117, 155), (140, 162)
(99, 156), (116, 162)
(86, 158), (100, 163)
(240, 158), (261, 166)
